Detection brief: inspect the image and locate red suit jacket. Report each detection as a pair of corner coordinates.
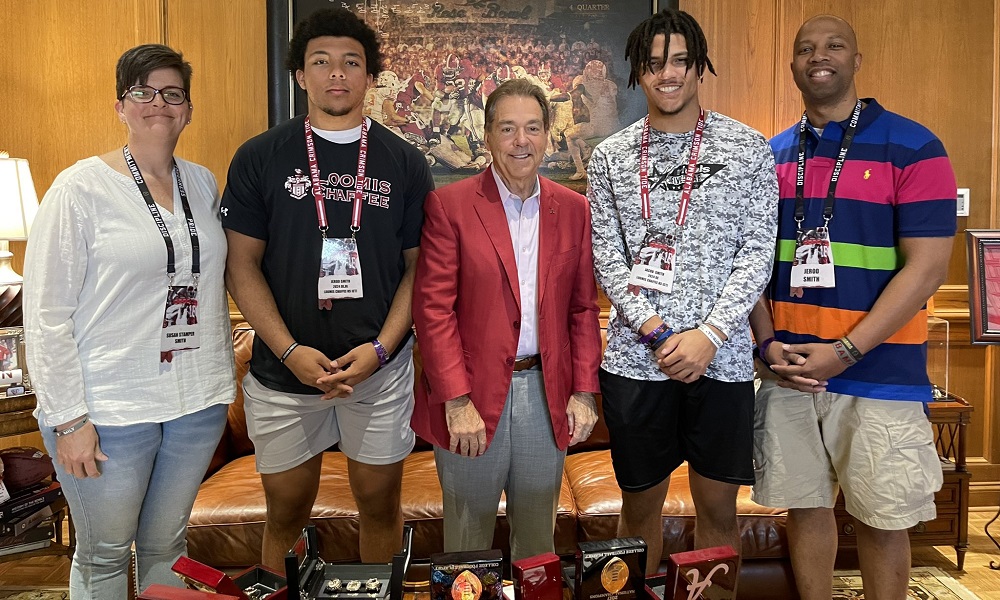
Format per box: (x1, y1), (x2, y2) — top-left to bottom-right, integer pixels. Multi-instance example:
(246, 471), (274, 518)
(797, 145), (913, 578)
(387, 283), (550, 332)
(412, 167), (602, 451)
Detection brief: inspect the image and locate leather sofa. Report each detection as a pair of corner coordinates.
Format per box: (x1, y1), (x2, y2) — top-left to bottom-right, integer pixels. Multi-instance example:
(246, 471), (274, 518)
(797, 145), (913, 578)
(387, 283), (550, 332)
(187, 324), (797, 599)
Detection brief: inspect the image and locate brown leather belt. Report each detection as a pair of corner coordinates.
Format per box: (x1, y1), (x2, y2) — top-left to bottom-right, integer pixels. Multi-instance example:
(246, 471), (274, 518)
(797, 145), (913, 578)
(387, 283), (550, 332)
(513, 355), (541, 371)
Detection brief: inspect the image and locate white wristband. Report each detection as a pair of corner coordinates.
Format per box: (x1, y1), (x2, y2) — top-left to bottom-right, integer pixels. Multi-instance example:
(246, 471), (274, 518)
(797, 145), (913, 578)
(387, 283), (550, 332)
(697, 324), (724, 349)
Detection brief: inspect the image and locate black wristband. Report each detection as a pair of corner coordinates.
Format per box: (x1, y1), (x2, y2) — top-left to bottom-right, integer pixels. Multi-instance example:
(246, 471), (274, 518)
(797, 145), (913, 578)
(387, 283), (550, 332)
(839, 336), (864, 362)
(279, 342), (300, 363)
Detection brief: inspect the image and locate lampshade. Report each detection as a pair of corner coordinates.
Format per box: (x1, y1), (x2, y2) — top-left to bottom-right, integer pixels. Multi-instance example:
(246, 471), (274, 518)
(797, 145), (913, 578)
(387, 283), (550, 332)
(0, 155), (39, 241)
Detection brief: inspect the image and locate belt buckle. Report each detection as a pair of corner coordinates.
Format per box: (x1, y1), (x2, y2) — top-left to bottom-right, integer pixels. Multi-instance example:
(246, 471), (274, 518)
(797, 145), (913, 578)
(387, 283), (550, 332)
(514, 355), (539, 371)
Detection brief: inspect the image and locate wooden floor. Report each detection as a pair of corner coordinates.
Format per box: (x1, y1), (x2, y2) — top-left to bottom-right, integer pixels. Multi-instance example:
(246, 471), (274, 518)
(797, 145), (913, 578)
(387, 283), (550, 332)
(1, 509), (999, 597)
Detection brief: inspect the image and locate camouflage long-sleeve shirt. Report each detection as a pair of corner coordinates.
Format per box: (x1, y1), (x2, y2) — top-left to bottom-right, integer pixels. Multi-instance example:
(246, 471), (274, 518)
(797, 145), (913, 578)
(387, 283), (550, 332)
(587, 112), (778, 382)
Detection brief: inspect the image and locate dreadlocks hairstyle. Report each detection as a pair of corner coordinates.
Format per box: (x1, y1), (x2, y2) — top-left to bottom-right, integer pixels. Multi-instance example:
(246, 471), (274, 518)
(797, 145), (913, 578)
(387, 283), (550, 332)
(625, 8), (716, 89)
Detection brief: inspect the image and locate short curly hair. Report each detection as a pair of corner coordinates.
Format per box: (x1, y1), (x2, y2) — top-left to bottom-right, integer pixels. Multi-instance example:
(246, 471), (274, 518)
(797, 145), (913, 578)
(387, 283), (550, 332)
(285, 8), (383, 77)
(116, 44), (192, 102)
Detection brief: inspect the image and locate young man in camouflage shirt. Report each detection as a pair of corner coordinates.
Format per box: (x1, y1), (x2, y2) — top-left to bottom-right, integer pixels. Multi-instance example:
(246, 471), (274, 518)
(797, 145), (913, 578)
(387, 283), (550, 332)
(587, 8), (778, 573)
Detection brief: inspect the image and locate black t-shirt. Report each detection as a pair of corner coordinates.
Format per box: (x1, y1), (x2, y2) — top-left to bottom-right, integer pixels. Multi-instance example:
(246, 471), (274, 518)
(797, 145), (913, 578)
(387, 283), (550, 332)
(222, 116), (434, 393)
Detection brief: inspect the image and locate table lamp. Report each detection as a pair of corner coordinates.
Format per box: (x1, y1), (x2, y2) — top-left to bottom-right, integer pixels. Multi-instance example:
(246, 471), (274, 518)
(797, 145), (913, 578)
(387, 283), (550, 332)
(0, 151), (39, 326)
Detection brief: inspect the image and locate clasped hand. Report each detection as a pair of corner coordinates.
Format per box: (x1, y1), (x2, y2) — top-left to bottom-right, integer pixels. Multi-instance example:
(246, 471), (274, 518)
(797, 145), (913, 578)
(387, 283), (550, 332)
(284, 343), (381, 399)
(654, 329), (718, 383)
(764, 342), (842, 393)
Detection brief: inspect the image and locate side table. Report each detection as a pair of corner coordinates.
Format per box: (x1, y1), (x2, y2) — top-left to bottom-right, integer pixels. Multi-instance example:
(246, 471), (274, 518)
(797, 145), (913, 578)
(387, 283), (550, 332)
(0, 391), (75, 561)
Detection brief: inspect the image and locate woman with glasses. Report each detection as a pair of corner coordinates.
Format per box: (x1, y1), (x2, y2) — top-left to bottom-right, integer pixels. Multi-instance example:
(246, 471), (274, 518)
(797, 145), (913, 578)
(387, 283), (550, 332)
(22, 44), (234, 598)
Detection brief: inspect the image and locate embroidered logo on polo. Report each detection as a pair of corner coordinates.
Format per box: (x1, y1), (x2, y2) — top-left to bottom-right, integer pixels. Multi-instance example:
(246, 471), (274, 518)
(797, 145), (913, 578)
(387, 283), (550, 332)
(283, 168), (393, 208)
(650, 163), (725, 192)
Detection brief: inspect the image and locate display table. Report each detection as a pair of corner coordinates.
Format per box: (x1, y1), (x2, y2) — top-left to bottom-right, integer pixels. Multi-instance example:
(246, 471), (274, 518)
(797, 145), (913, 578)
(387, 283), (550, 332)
(0, 391), (75, 562)
(833, 393), (972, 569)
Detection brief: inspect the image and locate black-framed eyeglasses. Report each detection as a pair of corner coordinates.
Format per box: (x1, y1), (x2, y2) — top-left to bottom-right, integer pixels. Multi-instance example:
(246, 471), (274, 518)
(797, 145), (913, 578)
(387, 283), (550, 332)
(120, 85), (189, 105)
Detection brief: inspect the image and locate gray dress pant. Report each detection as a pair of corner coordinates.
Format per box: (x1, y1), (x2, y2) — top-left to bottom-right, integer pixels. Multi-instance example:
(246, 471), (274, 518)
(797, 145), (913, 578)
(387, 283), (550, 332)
(434, 368), (566, 561)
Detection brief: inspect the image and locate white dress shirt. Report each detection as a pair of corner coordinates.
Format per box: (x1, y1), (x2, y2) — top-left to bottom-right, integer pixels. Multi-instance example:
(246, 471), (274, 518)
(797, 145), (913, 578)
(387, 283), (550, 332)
(492, 168), (540, 357)
(23, 157), (235, 427)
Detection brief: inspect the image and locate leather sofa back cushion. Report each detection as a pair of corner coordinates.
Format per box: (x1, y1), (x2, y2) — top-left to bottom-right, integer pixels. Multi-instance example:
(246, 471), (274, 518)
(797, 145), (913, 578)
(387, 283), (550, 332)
(209, 324), (611, 477)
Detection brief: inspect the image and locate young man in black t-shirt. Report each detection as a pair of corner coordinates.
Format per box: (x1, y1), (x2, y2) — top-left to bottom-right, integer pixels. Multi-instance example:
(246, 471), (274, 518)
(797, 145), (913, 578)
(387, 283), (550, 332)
(221, 8), (433, 568)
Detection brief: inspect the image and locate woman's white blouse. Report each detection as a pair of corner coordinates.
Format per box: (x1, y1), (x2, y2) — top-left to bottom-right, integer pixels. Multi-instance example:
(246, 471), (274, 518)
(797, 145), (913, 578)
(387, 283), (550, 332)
(23, 156), (235, 427)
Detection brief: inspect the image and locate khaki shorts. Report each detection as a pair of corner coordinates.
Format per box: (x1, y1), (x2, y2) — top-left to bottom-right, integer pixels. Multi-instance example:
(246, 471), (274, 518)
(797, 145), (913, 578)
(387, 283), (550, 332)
(752, 379), (942, 530)
(243, 339), (415, 474)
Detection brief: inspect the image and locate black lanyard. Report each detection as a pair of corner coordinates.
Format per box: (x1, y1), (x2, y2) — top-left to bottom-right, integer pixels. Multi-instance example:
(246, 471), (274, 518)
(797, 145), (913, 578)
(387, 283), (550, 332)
(794, 99), (862, 231)
(123, 146), (200, 284)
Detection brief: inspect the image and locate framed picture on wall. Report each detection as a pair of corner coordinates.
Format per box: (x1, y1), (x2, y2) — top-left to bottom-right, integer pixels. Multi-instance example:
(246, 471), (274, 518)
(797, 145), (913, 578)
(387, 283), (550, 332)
(267, 0), (663, 191)
(0, 326), (28, 396)
(966, 229), (1000, 344)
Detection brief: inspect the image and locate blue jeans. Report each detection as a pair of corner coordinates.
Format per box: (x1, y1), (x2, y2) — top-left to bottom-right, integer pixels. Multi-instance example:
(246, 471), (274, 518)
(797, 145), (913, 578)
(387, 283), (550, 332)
(39, 403), (228, 599)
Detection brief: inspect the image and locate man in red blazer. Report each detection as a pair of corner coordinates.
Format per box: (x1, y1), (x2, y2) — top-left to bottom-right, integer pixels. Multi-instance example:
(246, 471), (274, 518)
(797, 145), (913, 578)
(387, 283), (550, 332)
(412, 79), (603, 560)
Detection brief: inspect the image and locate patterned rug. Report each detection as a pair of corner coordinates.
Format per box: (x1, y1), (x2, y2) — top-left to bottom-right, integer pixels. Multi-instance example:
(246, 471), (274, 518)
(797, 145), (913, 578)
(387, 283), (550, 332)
(833, 566), (979, 599)
(0, 590), (67, 600)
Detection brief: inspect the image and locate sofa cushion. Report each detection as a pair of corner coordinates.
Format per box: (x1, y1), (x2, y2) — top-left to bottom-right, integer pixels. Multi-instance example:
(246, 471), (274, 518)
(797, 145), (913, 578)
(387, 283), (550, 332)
(565, 451), (788, 558)
(189, 448), (578, 567)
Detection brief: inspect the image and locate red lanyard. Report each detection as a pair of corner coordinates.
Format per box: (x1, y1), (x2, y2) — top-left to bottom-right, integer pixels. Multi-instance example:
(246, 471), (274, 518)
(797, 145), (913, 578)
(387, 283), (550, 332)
(639, 108), (706, 226)
(304, 116), (369, 237)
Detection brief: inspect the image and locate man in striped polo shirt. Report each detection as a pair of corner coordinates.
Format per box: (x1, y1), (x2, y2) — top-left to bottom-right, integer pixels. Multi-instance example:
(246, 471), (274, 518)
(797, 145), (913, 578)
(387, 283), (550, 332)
(749, 15), (957, 600)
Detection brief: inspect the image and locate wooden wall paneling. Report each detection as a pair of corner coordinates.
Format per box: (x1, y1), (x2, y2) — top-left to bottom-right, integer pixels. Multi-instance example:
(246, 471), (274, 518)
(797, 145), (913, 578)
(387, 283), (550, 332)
(982, 0), (1000, 481)
(165, 0), (269, 192)
(0, 0), (166, 194)
(993, 0), (1000, 231)
(0, 0), (166, 277)
(680, 1), (777, 137)
(776, 1), (994, 289)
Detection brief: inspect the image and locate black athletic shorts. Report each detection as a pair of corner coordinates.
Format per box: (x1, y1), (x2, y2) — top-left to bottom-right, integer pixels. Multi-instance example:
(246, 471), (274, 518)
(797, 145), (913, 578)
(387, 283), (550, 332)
(598, 368), (755, 492)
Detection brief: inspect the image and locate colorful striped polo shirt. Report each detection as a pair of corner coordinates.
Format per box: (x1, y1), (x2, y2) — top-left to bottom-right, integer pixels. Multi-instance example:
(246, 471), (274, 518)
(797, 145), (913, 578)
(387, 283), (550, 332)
(769, 99), (957, 401)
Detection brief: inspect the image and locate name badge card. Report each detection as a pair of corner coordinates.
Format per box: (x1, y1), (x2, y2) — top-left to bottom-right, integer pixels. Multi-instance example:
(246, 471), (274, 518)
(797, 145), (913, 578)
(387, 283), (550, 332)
(319, 237), (364, 302)
(305, 117), (370, 311)
(161, 285), (200, 353)
(628, 230), (676, 293)
(790, 226), (835, 289)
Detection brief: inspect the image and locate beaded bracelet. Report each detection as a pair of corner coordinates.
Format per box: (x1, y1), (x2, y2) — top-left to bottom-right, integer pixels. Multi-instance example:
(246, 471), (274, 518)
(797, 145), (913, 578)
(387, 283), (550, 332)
(54, 415), (89, 437)
(279, 342), (300, 363)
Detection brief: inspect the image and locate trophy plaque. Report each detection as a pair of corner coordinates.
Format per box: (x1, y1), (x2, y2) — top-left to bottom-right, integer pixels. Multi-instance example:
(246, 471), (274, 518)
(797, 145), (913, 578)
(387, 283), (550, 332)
(575, 538), (647, 600)
(512, 552), (562, 600)
(430, 549), (504, 600)
(666, 546), (738, 600)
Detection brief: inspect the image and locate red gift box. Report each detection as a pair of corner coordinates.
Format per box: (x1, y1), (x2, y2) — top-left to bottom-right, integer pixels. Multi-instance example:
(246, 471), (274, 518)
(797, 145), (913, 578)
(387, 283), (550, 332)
(168, 555), (288, 600)
(513, 552), (562, 600)
(171, 555), (248, 597)
(138, 584), (240, 600)
(666, 546), (738, 600)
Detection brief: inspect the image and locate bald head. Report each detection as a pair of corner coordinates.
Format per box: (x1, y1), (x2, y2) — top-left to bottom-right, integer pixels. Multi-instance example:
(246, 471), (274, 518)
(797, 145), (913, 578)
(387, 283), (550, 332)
(791, 14), (862, 111)
(795, 15), (859, 56)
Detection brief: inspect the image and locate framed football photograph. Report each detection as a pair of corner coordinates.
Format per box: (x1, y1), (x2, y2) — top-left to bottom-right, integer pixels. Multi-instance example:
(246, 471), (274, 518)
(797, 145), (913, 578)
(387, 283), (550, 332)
(267, 0), (665, 190)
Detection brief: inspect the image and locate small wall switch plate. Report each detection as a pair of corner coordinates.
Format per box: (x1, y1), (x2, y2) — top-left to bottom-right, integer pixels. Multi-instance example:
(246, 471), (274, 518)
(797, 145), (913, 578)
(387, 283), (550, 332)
(957, 188), (970, 217)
